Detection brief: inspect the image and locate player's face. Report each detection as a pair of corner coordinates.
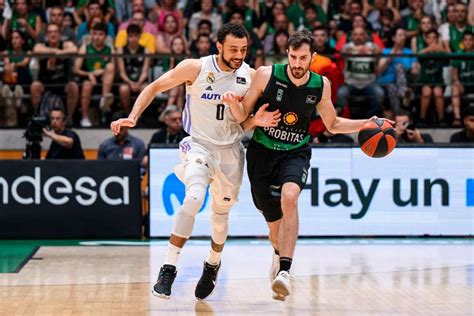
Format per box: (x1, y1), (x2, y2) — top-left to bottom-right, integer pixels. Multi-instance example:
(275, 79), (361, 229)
(218, 35), (248, 70)
(287, 44), (313, 79)
(92, 30), (106, 46)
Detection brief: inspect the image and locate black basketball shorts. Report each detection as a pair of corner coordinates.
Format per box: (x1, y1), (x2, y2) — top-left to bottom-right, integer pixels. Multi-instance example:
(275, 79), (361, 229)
(246, 140), (311, 222)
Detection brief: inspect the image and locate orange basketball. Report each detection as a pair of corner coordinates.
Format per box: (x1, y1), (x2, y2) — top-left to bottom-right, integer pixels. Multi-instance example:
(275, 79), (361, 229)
(358, 119), (397, 158)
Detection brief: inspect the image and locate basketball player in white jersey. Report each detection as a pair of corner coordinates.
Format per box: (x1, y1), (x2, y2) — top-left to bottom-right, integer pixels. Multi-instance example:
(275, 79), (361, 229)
(111, 23), (280, 300)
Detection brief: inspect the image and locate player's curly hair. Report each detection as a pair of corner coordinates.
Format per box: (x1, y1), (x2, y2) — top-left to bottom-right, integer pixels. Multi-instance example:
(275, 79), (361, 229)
(217, 23), (249, 45)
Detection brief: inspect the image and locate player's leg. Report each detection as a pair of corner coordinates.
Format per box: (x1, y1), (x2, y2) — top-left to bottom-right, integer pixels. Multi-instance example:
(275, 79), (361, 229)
(195, 143), (243, 300)
(420, 85), (432, 124)
(433, 86), (445, 124)
(153, 142), (211, 299)
(271, 147), (310, 298)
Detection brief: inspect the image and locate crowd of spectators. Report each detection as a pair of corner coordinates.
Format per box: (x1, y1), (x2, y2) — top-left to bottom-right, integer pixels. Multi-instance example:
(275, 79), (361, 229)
(0, 0), (474, 145)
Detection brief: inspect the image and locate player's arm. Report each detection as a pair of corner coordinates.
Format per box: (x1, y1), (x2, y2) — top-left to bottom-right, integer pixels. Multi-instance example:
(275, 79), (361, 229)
(111, 59), (201, 134)
(317, 76), (393, 134)
(223, 66), (271, 123)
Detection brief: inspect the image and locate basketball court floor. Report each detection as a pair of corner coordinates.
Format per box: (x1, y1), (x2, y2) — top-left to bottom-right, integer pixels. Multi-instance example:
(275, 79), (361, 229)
(0, 239), (473, 315)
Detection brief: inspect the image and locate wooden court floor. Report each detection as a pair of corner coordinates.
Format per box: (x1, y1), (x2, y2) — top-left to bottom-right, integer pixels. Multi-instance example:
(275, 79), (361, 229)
(0, 239), (473, 315)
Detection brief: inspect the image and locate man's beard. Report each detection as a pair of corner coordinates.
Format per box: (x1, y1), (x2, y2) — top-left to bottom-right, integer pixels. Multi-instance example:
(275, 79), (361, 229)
(221, 51), (243, 70)
(289, 65), (309, 79)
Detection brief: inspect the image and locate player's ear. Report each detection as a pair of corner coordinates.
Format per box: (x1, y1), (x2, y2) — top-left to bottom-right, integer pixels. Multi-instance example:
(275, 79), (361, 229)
(216, 41), (223, 53)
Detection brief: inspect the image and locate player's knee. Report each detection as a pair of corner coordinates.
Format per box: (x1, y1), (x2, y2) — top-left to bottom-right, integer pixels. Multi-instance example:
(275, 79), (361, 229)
(182, 182), (207, 215)
(281, 189), (298, 211)
(211, 199), (232, 244)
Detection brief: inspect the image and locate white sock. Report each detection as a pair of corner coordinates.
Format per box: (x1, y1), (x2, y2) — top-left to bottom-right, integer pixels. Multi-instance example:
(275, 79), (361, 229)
(206, 249), (222, 266)
(163, 243), (182, 266)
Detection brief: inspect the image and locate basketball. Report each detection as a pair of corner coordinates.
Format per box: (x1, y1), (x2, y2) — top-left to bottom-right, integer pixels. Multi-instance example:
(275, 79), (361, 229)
(358, 118), (397, 158)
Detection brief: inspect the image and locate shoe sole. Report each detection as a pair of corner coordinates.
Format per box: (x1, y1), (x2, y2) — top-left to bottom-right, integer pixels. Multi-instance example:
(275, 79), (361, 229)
(272, 291), (286, 301)
(151, 289), (171, 299)
(272, 278), (290, 297)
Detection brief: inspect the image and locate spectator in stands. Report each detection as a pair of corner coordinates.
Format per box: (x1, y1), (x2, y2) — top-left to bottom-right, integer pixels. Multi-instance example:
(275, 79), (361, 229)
(2, 0), (42, 50)
(337, 0), (362, 35)
(401, 0), (425, 39)
(74, 22), (115, 127)
(411, 15), (436, 53)
(117, 0), (157, 36)
(300, 5), (323, 32)
(336, 14), (385, 51)
(259, 12), (294, 53)
(287, 0), (327, 31)
(377, 9), (396, 47)
(98, 111), (146, 161)
(77, 15), (114, 47)
(337, 26), (384, 117)
(438, 4), (456, 47)
(155, 13), (180, 54)
(74, 0), (115, 24)
(417, 29), (449, 127)
(2, 30), (31, 126)
(117, 24), (150, 114)
(0, 0), (6, 51)
(228, 10), (263, 68)
(44, 107), (85, 159)
(31, 23), (78, 125)
(31, 0), (46, 26)
(37, 6), (75, 44)
(313, 26), (338, 56)
(365, 0), (400, 31)
(451, 32), (474, 127)
(395, 110), (434, 143)
(154, 0), (183, 34)
(62, 12), (76, 31)
(188, 19), (217, 55)
(223, 0), (259, 32)
(165, 35), (188, 108)
(149, 104), (186, 144)
(191, 33), (212, 58)
(115, 0), (155, 25)
(377, 26), (417, 114)
(265, 30), (289, 65)
(188, 0), (222, 42)
(76, 1), (115, 44)
(441, 2), (471, 52)
(450, 106), (474, 142)
(115, 10), (155, 53)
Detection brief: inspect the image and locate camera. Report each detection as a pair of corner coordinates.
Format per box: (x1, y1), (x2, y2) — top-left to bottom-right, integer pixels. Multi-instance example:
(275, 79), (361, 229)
(23, 115), (49, 159)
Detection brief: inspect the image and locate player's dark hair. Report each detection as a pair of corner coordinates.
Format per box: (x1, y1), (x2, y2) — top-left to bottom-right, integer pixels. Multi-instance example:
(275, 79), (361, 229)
(463, 30), (474, 39)
(217, 23), (249, 45)
(51, 106), (66, 120)
(463, 106), (474, 118)
(286, 29), (315, 54)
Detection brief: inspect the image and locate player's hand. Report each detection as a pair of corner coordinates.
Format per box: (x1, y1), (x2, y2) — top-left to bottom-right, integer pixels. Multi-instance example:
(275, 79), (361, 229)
(253, 103), (281, 127)
(110, 117), (136, 135)
(406, 128), (423, 143)
(221, 91), (242, 106)
(368, 116), (395, 126)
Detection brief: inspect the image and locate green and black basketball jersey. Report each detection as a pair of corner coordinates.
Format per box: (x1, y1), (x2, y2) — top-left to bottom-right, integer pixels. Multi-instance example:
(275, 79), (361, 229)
(252, 64), (323, 151)
(83, 44), (112, 72)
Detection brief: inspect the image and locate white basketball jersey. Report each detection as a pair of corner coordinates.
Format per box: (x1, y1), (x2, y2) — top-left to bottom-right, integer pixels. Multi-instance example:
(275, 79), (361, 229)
(182, 55), (252, 146)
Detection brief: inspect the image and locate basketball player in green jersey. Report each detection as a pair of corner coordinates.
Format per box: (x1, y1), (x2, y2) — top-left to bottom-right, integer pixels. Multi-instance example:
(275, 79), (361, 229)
(222, 30), (393, 300)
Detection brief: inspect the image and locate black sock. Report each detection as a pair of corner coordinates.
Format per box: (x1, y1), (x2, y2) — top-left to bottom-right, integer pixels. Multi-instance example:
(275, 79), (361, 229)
(279, 257), (292, 272)
(274, 249), (279, 256)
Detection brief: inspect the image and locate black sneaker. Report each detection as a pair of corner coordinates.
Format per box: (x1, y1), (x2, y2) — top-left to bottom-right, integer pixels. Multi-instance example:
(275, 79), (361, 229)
(195, 261), (221, 300)
(152, 264), (177, 299)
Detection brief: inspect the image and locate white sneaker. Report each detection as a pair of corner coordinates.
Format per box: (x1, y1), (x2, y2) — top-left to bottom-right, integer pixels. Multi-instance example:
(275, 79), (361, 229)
(271, 270), (291, 299)
(80, 117), (92, 127)
(99, 93), (114, 113)
(269, 253), (283, 300)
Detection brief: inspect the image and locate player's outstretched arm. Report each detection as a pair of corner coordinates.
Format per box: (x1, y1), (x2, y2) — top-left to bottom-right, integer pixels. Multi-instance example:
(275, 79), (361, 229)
(222, 66), (272, 123)
(317, 76), (394, 134)
(111, 59), (201, 135)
